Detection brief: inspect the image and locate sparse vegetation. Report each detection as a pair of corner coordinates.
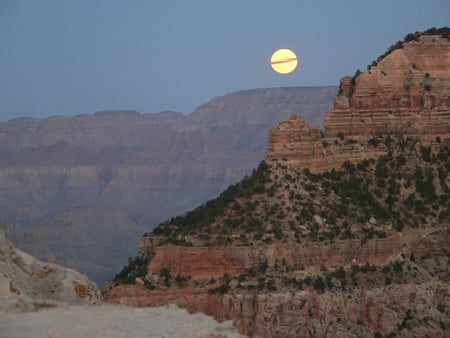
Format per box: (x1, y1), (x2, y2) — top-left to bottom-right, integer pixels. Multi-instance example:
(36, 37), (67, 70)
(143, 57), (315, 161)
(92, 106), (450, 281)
(147, 138), (449, 248)
(112, 256), (148, 285)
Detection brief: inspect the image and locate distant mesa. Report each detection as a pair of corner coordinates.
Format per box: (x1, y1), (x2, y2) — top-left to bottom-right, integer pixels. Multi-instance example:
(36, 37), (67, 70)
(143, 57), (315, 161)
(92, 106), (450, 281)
(93, 110), (141, 116)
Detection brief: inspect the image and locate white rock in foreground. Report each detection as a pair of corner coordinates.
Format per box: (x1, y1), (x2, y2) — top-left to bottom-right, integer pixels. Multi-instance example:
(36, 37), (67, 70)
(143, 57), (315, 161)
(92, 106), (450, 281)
(0, 229), (101, 312)
(0, 304), (246, 338)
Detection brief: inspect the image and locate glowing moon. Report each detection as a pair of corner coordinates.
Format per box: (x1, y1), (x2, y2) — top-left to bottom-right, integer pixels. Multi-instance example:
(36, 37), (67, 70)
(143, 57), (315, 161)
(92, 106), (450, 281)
(270, 49), (298, 74)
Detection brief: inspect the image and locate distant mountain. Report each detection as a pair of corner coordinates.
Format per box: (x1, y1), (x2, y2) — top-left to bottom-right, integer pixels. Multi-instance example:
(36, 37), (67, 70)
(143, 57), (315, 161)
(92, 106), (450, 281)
(0, 86), (337, 227)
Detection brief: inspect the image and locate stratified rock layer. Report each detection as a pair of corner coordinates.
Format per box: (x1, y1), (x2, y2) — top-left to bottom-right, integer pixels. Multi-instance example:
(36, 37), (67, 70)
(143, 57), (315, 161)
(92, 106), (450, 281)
(266, 115), (387, 172)
(267, 35), (450, 172)
(105, 225), (449, 337)
(105, 283), (448, 338)
(325, 35), (450, 142)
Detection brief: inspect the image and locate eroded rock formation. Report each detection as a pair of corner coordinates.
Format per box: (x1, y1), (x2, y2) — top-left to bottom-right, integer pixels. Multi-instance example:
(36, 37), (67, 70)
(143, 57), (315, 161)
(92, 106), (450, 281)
(267, 35), (450, 173)
(105, 282), (448, 338)
(325, 35), (450, 141)
(105, 226), (449, 337)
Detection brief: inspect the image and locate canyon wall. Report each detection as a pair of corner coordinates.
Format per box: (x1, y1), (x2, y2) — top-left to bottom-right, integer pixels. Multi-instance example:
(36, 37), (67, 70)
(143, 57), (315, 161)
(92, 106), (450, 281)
(106, 227), (449, 337)
(0, 87), (336, 286)
(105, 283), (448, 338)
(325, 35), (450, 141)
(267, 35), (450, 172)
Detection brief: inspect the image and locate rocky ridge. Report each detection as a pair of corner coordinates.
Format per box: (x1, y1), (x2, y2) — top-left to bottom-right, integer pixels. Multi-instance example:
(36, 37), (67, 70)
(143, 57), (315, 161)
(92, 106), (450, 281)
(325, 34), (450, 141)
(104, 29), (450, 337)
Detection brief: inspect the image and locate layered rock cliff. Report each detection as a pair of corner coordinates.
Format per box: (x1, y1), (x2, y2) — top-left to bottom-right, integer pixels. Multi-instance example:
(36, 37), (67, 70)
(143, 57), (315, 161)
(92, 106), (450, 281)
(267, 33), (450, 172)
(266, 115), (388, 172)
(324, 34), (450, 142)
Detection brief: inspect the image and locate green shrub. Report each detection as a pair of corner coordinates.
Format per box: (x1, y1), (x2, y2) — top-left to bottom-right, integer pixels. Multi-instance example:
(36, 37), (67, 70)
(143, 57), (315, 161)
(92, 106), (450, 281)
(313, 276), (326, 293)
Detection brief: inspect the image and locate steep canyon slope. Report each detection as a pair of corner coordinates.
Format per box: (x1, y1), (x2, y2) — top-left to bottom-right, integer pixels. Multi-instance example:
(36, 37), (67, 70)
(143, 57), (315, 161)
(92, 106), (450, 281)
(104, 30), (450, 337)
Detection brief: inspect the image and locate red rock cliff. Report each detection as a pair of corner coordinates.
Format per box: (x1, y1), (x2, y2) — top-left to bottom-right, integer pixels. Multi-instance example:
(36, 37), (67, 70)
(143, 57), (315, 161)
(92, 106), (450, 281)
(105, 227), (448, 337)
(325, 35), (450, 141)
(267, 35), (450, 172)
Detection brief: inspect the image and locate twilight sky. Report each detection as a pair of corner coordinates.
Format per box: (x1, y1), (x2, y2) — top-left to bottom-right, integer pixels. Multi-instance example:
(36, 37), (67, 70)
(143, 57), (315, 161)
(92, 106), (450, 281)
(0, 0), (448, 121)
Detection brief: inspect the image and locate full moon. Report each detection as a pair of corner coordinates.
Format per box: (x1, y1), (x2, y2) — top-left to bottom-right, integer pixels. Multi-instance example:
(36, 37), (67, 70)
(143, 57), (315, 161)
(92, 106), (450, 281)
(270, 49), (298, 74)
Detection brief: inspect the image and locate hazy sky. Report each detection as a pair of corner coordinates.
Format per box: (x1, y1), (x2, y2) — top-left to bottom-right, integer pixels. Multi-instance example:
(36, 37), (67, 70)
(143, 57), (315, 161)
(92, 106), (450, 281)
(1, 0), (448, 121)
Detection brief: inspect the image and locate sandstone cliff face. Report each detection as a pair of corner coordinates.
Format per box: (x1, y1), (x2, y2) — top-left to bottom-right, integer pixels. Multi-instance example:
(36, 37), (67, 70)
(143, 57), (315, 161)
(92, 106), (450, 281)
(266, 36), (450, 172)
(105, 282), (448, 338)
(325, 35), (450, 142)
(266, 115), (388, 172)
(142, 230), (435, 278)
(0, 229), (101, 312)
(107, 224), (449, 337)
(266, 116), (327, 169)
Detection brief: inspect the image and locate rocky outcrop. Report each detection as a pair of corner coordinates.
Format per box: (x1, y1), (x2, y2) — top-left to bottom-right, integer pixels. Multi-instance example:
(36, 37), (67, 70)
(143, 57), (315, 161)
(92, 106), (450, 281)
(266, 115), (387, 172)
(0, 229), (101, 312)
(267, 35), (450, 172)
(325, 35), (450, 142)
(142, 229), (441, 278)
(266, 116), (327, 169)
